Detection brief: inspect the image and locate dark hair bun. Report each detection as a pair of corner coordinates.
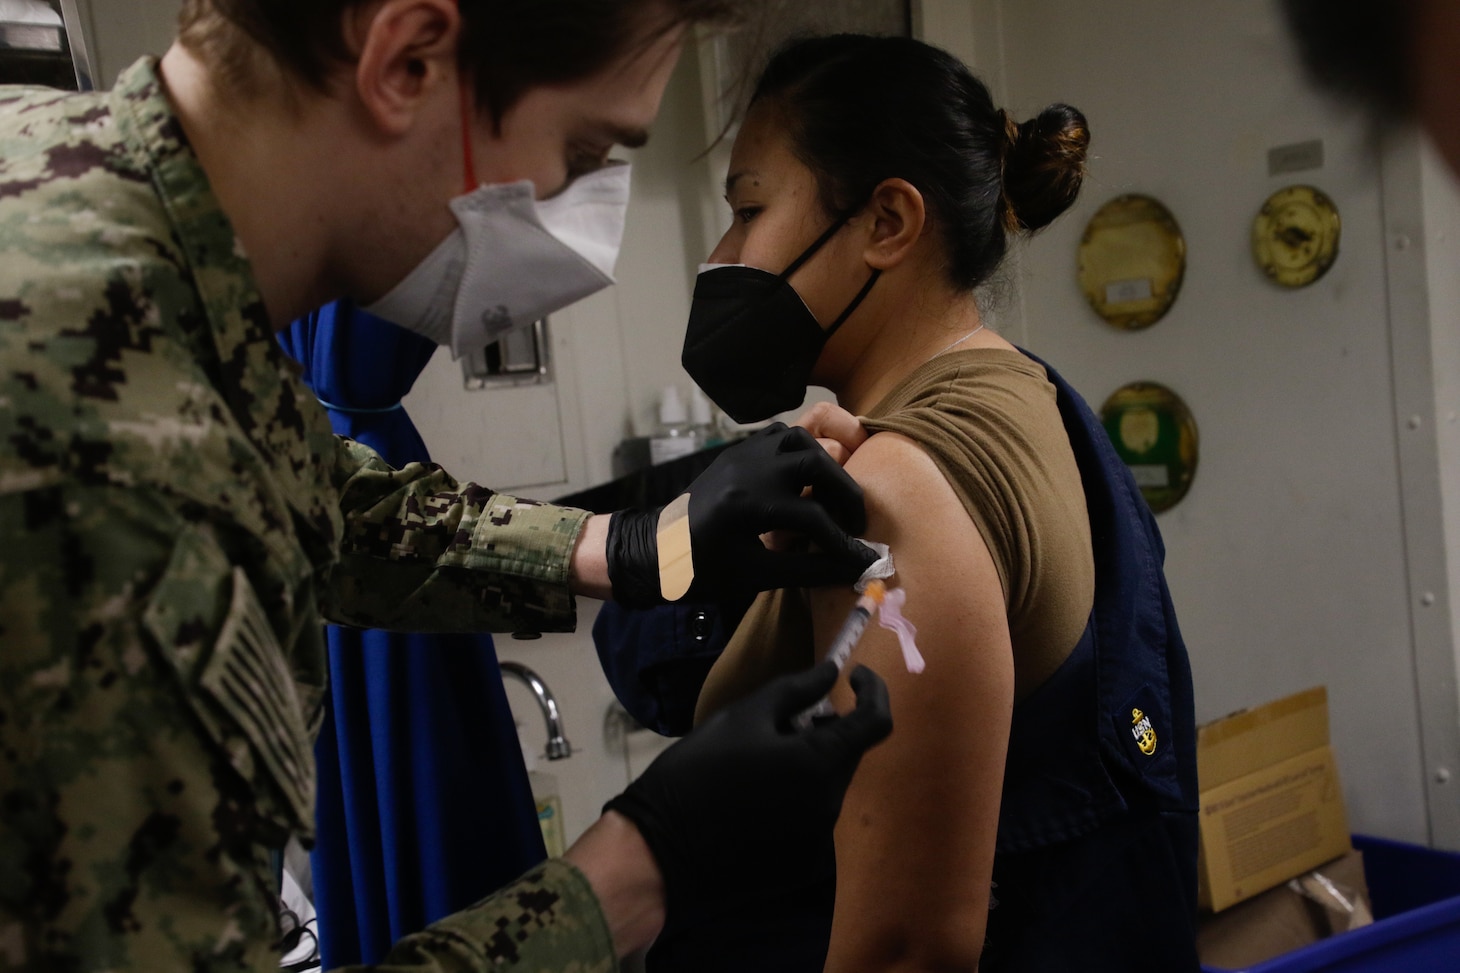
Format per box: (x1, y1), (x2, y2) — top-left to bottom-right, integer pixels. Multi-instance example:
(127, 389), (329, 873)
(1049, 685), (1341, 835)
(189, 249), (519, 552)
(1002, 104), (1090, 233)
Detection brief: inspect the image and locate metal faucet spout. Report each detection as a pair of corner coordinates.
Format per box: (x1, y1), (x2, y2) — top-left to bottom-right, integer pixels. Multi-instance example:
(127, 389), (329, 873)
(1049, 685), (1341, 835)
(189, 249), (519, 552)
(500, 661), (572, 760)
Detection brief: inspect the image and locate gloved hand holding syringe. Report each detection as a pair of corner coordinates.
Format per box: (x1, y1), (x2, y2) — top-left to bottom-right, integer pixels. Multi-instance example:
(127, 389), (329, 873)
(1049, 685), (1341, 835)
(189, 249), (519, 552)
(797, 543), (925, 727)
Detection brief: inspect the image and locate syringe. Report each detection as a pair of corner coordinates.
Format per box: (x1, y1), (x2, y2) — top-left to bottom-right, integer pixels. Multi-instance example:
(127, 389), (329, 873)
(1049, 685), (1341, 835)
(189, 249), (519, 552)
(796, 580), (888, 727)
(824, 580), (888, 670)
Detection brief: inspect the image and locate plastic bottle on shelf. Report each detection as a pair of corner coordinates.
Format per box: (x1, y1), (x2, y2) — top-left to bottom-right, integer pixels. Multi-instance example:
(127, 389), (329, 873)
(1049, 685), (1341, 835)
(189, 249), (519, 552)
(517, 724), (565, 857)
(688, 386), (725, 448)
(650, 385), (700, 465)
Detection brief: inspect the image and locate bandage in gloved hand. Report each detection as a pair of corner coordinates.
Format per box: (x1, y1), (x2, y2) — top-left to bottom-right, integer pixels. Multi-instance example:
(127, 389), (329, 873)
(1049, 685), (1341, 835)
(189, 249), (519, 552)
(605, 423), (878, 607)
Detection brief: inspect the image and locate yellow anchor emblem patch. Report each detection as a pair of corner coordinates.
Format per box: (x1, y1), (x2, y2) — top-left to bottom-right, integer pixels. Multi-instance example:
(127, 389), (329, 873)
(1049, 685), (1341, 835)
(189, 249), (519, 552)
(1131, 707), (1157, 756)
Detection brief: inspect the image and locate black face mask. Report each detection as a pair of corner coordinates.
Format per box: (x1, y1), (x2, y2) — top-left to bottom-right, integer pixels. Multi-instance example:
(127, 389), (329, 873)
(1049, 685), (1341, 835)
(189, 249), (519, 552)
(681, 215), (881, 423)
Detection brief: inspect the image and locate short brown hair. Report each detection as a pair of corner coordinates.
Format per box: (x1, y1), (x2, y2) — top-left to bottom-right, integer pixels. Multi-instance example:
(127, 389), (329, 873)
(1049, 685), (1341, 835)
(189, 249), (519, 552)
(178, 0), (745, 113)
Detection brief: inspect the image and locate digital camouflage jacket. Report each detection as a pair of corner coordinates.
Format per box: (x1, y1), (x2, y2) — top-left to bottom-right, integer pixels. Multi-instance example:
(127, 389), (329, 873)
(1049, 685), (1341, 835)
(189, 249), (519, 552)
(0, 58), (614, 973)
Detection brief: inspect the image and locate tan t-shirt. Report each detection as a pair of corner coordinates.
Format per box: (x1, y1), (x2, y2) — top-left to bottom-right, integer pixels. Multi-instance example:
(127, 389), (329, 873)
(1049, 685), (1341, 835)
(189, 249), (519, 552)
(697, 349), (1095, 721)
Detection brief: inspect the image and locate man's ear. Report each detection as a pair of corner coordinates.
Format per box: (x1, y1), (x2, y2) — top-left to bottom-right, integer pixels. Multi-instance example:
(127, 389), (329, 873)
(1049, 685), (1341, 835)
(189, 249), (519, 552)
(862, 178), (927, 272)
(347, 0), (461, 137)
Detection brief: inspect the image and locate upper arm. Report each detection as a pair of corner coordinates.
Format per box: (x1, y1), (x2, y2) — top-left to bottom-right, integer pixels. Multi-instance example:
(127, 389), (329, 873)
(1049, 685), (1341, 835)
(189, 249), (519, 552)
(819, 432), (1013, 972)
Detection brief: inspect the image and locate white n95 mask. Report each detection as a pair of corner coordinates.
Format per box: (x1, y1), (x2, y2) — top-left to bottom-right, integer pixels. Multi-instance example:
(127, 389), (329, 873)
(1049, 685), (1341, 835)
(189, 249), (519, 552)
(366, 160), (631, 357)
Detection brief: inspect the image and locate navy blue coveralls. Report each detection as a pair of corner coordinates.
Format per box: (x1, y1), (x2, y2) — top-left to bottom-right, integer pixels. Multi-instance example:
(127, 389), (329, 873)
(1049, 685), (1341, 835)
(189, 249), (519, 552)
(594, 354), (1201, 972)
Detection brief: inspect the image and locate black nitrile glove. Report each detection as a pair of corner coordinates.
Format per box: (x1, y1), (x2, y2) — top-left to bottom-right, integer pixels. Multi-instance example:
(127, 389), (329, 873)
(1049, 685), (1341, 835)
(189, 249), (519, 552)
(602, 662), (892, 917)
(606, 422), (878, 607)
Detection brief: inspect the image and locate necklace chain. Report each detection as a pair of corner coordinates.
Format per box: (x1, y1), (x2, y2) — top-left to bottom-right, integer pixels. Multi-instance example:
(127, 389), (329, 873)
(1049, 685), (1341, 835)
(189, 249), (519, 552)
(928, 323), (986, 362)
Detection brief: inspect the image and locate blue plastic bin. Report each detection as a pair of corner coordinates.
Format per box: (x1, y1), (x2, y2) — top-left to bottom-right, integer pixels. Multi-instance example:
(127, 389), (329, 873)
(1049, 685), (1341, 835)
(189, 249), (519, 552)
(1201, 834), (1460, 972)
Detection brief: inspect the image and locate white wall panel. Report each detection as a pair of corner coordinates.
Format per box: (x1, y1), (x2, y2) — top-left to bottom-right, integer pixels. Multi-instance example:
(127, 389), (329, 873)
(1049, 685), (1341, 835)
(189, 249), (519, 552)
(73, 0), (176, 86)
(940, 0), (1460, 844)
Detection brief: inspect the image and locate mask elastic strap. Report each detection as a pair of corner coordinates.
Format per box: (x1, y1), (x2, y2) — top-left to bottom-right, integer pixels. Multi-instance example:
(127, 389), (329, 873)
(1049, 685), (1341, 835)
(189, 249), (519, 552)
(780, 214), (853, 280)
(458, 78), (479, 194)
(779, 200), (879, 337)
(824, 268), (881, 338)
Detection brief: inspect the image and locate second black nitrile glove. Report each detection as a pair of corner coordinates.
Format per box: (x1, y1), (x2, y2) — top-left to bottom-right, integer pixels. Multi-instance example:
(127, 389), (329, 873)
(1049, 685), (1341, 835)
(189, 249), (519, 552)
(603, 661), (892, 916)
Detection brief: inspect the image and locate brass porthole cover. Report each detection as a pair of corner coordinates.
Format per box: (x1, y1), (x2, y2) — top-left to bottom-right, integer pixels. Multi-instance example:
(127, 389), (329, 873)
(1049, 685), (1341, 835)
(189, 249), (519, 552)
(1100, 381), (1199, 513)
(1252, 184), (1341, 288)
(1078, 194), (1187, 330)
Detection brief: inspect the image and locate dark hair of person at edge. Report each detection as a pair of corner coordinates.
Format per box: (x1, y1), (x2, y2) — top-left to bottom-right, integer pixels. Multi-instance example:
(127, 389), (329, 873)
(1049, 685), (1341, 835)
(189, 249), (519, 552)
(746, 33), (1089, 289)
(1280, 0), (1417, 119)
(176, 0), (743, 113)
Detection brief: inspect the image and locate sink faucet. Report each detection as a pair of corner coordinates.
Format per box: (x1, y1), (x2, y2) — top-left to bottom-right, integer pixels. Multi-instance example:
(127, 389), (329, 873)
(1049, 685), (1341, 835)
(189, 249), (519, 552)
(500, 661), (571, 760)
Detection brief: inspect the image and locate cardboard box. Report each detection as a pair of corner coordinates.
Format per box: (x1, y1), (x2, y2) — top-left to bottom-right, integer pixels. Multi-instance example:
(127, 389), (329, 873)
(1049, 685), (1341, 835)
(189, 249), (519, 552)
(1198, 849), (1372, 969)
(1197, 687), (1351, 912)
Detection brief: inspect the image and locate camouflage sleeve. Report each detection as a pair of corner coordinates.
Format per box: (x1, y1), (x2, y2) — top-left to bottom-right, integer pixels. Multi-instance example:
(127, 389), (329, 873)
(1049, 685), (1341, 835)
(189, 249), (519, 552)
(337, 860), (616, 973)
(325, 437), (592, 635)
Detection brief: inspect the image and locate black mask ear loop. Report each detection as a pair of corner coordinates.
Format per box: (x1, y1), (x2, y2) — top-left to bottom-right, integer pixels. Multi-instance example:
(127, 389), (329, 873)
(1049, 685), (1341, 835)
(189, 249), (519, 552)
(823, 267), (881, 338)
(779, 215), (856, 279)
(777, 207), (883, 340)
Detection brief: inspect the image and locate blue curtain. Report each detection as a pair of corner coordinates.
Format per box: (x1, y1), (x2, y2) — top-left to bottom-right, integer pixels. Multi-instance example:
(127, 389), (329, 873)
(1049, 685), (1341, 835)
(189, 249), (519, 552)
(280, 303), (547, 968)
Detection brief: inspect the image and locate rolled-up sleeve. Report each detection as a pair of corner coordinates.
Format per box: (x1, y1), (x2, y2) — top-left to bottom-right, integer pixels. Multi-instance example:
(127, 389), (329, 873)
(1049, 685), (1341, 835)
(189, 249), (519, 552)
(340, 860), (616, 973)
(324, 436), (591, 635)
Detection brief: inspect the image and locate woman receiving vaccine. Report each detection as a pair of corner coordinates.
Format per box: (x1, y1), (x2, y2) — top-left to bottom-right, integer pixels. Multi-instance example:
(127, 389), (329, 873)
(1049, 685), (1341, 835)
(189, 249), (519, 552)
(672, 34), (1200, 973)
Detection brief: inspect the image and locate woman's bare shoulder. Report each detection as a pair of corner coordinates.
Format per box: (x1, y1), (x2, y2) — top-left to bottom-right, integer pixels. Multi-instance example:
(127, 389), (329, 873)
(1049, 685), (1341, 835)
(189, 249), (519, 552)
(839, 428), (977, 554)
(842, 429), (948, 506)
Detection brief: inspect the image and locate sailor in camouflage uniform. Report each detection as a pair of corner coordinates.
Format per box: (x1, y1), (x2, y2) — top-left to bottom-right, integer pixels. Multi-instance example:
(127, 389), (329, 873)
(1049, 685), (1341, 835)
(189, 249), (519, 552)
(0, 1), (891, 970)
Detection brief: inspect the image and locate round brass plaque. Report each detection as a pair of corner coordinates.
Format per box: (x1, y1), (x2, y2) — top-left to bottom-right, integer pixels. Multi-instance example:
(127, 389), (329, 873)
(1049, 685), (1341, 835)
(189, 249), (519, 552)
(1078, 194), (1187, 330)
(1099, 382), (1199, 513)
(1252, 184), (1340, 288)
